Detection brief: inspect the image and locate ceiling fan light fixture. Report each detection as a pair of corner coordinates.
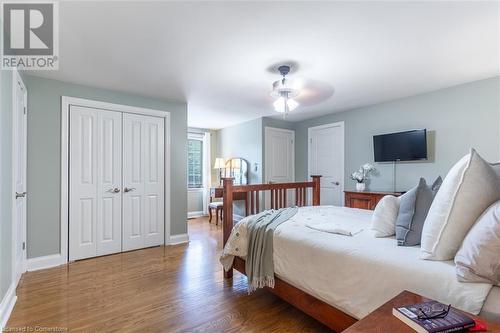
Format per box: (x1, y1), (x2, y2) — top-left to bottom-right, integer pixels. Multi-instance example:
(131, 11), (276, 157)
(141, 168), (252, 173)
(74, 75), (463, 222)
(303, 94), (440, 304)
(287, 98), (299, 110)
(270, 78), (299, 99)
(273, 96), (299, 113)
(273, 97), (286, 113)
(270, 65), (300, 117)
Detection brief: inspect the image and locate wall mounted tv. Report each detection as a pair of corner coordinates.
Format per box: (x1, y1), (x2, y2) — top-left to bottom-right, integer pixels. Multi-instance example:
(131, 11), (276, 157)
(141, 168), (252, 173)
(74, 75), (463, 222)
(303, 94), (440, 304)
(373, 129), (427, 162)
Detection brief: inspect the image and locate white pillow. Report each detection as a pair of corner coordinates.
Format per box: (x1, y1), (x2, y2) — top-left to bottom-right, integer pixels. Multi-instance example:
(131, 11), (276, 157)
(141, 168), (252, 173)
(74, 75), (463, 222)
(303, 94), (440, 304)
(455, 200), (500, 285)
(491, 162), (500, 179)
(370, 195), (400, 237)
(421, 149), (500, 260)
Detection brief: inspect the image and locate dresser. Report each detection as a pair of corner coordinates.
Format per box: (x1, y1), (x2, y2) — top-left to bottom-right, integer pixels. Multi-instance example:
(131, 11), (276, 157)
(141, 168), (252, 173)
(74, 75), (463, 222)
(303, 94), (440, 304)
(344, 190), (403, 210)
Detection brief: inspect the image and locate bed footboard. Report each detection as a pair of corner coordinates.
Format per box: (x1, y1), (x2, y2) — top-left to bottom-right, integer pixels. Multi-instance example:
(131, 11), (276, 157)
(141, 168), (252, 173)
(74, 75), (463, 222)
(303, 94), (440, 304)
(222, 175), (321, 278)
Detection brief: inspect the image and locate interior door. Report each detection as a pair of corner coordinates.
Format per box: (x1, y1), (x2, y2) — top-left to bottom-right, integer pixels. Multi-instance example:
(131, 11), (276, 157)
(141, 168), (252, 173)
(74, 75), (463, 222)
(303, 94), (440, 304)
(69, 106), (98, 260)
(13, 72), (27, 283)
(96, 110), (123, 256)
(309, 123), (344, 206)
(122, 113), (165, 251)
(264, 127), (295, 208)
(69, 106), (123, 260)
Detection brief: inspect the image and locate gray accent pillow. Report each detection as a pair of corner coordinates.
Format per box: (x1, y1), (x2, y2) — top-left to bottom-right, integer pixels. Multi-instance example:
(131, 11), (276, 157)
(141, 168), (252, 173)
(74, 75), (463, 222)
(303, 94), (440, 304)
(396, 176), (442, 246)
(455, 200), (500, 285)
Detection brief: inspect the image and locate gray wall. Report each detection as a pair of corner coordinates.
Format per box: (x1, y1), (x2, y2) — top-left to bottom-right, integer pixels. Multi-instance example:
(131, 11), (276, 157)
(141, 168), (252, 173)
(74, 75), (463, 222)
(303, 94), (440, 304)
(187, 191), (204, 213)
(23, 75), (188, 259)
(216, 117), (263, 184)
(216, 118), (263, 216)
(262, 116), (295, 131)
(0, 69), (13, 301)
(295, 77), (500, 192)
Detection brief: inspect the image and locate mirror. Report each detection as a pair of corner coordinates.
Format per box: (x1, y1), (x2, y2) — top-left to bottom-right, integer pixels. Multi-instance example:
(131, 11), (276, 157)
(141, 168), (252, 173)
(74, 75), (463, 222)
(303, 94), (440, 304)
(225, 158), (249, 185)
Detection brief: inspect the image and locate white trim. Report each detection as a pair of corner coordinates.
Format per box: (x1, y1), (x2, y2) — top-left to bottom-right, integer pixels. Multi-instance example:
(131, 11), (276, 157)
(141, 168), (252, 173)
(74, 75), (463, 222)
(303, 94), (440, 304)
(187, 188), (204, 193)
(167, 233), (189, 245)
(201, 132), (211, 215)
(188, 132), (204, 140)
(0, 282), (17, 331)
(26, 254), (64, 272)
(308, 121), (345, 206)
(264, 126), (295, 183)
(60, 96), (171, 265)
(11, 69), (27, 288)
(187, 211), (204, 218)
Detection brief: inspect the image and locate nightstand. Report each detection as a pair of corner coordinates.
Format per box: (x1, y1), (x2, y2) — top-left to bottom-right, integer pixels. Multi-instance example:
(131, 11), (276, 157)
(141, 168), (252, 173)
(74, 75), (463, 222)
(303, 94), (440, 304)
(342, 290), (500, 333)
(344, 191), (403, 210)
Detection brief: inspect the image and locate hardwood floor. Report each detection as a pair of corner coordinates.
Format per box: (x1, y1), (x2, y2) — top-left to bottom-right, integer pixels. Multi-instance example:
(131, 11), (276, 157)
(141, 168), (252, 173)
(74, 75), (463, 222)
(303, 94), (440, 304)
(7, 217), (330, 332)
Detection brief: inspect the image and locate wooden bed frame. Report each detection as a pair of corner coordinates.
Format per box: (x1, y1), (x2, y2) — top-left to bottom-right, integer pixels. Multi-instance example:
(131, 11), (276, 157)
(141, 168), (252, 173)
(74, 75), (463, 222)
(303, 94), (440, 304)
(222, 176), (358, 332)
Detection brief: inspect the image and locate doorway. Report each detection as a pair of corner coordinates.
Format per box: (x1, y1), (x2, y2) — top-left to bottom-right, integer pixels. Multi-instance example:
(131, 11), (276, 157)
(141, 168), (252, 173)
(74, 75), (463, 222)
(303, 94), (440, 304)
(61, 97), (171, 262)
(264, 127), (295, 207)
(308, 122), (345, 206)
(12, 70), (27, 285)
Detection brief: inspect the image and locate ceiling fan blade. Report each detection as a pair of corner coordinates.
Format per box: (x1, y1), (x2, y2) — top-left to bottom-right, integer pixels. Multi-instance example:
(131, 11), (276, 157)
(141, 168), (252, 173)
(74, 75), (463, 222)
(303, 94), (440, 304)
(293, 78), (335, 106)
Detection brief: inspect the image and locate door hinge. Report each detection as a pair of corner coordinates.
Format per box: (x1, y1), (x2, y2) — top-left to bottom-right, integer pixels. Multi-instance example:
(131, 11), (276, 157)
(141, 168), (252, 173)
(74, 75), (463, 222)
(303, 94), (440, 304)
(22, 242), (26, 250)
(309, 138), (312, 144)
(23, 107), (27, 115)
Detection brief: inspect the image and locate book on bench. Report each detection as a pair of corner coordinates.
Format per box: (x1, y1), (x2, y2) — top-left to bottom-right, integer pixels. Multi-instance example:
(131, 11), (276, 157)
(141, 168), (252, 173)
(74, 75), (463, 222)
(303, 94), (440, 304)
(393, 300), (475, 333)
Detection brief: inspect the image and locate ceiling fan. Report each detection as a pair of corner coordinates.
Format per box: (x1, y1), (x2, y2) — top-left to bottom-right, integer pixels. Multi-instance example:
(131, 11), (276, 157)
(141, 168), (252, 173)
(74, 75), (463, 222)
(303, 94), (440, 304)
(270, 65), (300, 117)
(269, 63), (335, 118)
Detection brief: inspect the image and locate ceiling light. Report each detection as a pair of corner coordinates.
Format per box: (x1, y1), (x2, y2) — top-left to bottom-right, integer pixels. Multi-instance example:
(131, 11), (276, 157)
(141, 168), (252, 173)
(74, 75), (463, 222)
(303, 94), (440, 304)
(273, 97), (298, 113)
(270, 65), (300, 117)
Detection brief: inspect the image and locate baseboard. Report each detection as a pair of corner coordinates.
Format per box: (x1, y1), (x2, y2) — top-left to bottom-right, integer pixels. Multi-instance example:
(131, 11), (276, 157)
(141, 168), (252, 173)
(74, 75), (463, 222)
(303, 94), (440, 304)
(0, 282), (17, 330)
(168, 233), (189, 245)
(187, 211), (205, 218)
(27, 254), (64, 272)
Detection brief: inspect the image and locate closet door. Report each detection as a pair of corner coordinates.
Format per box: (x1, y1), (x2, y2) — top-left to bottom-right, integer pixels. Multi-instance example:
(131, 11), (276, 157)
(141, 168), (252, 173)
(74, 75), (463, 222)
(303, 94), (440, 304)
(70, 106), (123, 261)
(70, 106), (98, 260)
(122, 113), (165, 251)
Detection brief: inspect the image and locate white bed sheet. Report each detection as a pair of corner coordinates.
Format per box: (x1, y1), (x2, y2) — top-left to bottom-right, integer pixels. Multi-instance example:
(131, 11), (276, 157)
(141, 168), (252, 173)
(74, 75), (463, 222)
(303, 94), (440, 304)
(272, 206), (493, 320)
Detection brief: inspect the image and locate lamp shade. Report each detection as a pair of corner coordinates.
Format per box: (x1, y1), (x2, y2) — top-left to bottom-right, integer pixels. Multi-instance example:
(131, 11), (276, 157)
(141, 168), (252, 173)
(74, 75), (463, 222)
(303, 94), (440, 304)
(213, 157), (226, 169)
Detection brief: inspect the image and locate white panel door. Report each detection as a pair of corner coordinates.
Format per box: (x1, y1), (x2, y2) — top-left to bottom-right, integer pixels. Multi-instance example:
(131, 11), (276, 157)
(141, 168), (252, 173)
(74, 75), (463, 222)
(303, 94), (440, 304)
(143, 116), (165, 247)
(122, 113), (164, 251)
(96, 110), (123, 256)
(309, 123), (344, 206)
(69, 106), (99, 260)
(13, 73), (27, 284)
(264, 127), (295, 208)
(70, 106), (123, 260)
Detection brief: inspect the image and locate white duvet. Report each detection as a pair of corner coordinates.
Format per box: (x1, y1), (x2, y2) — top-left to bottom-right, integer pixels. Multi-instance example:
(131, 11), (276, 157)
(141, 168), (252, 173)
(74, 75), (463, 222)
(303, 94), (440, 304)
(222, 205), (494, 320)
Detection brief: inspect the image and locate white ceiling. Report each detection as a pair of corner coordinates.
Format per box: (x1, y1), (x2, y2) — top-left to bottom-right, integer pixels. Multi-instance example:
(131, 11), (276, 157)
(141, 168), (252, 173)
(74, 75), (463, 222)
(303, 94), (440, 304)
(29, 1), (500, 129)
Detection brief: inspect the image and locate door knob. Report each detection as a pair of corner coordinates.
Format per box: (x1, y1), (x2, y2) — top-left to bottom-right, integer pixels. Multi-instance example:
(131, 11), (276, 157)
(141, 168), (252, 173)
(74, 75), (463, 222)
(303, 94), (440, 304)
(124, 187), (136, 193)
(15, 191), (27, 199)
(331, 182), (340, 186)
(108, 188), (120, 193)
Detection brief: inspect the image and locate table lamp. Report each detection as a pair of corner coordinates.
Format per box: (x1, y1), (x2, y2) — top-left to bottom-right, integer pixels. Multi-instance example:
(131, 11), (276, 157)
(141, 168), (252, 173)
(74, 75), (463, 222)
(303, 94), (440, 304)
(213, 157), (226, 186)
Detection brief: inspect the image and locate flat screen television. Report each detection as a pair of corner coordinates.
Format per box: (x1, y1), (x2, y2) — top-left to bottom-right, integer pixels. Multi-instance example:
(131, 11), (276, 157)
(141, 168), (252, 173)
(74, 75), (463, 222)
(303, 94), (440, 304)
(373, 129), (427, 162)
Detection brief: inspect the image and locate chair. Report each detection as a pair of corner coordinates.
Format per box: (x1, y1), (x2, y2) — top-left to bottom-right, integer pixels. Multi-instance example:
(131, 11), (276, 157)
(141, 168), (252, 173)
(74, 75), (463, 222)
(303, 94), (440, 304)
(208, 201), (223, 225)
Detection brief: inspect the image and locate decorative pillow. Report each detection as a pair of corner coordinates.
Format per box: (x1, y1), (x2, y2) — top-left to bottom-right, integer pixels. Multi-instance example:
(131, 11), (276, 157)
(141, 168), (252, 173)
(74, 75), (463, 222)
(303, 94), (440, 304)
(491, 162), (500, 179)
(455, 201), (500, 285)
(370, 195), (400, 237)
(395, 177), (442, 246)
(421, 149), (500, 260)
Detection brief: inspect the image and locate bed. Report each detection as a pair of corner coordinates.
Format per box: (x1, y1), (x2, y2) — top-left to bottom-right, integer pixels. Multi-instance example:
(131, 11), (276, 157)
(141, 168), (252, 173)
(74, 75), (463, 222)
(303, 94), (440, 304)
(220, 177), (500, 332)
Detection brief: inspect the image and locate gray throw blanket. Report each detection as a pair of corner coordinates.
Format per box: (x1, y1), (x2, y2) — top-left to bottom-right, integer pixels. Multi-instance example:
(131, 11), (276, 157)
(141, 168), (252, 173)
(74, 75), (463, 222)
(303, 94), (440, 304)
(245, 207), (298, 293)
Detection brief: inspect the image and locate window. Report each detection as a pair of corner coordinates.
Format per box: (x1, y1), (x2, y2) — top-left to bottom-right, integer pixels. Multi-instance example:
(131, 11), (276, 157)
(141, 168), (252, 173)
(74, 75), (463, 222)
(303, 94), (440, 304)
(187, 138), (203, 188)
